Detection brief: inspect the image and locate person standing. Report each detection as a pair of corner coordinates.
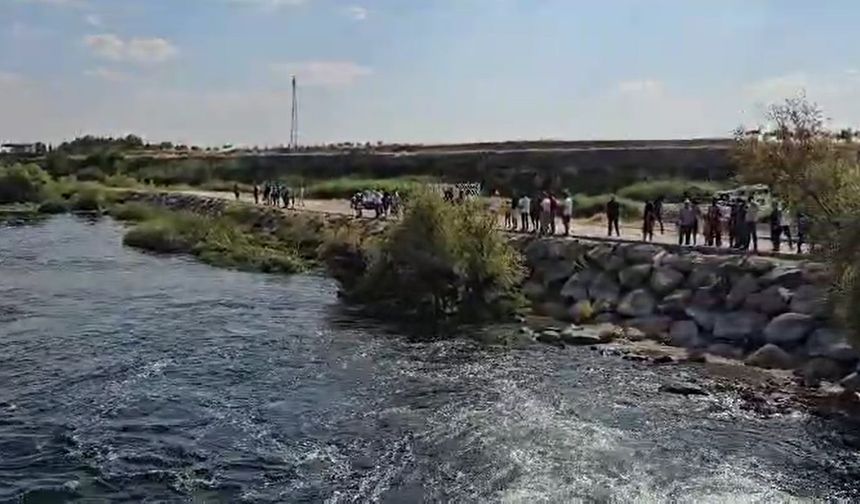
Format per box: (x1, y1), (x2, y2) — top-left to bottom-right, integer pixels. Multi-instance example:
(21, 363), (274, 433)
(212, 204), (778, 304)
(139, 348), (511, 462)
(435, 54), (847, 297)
(263, 183), (270, 206)
(796, 211), (810, 254)
(504, 194), (515, 230)
(706, 199), (722, 247)
(778, 202), (793, 249)
(561, 191), (573, 236)
(606, 195), (621, 237)
(233, 183), (240, 201)
(539, 193), (552, 236)
(530, 193), (541, 233)
(253, 184), (260, 205)
(653, 195), (665, 234)
(770, 205), (782, 252)
(642, 200), (656, 242)
(549, 193), (558, 235)
(519, 194), (531, 232)
(691, 199), (701, 246)
(678, 199), (696, 245)
(745, 197), (759, 252)
(299, 184), (305, 207)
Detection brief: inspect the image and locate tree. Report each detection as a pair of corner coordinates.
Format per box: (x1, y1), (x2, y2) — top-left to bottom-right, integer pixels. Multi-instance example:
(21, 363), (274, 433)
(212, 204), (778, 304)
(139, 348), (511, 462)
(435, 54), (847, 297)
(734, 95), (860, 345)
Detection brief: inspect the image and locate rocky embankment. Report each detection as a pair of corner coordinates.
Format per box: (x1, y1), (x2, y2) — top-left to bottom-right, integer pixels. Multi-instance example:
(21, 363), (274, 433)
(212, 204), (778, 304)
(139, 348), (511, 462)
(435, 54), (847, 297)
(516, 236), (860, 394)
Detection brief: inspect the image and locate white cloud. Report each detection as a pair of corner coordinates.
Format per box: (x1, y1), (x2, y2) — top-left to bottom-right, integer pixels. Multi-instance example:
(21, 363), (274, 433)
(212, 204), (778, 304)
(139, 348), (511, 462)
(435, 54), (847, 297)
(7, 21), (50, 40)
(617, 79), (663, 95)
(84, 13), (102, 27)
(0, 71), (23, 85)
(270, 61), (372, 87)
(16, 0), (87, 7)
(227, 0), (307, 9)
(83, 33), (178, 64)
(345, 5), (368, 21)
(84, 67), (129, 82)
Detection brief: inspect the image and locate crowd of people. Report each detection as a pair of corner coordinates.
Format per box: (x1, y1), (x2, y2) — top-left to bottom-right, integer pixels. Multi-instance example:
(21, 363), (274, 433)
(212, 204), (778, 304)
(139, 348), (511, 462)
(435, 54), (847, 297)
(350, 190), (402, 219)
(498, 191), (576, 236)
(639, 195), (811, 254)
(245, 182), (305, 209)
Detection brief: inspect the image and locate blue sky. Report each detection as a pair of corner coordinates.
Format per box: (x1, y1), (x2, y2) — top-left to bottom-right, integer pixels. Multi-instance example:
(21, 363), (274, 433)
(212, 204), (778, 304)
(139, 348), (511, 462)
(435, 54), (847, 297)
(2, 0), (860, 145)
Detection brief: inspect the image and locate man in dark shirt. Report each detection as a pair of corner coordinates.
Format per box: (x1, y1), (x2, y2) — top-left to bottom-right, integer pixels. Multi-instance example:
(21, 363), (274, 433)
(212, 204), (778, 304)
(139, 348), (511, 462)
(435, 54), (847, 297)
(606, 196), (621, 237)
(653, 195), (665, 234)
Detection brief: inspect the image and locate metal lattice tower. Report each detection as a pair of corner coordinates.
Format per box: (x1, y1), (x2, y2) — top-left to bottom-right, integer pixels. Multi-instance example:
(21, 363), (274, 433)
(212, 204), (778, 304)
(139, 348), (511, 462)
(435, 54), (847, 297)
(289, 76), (299, 151)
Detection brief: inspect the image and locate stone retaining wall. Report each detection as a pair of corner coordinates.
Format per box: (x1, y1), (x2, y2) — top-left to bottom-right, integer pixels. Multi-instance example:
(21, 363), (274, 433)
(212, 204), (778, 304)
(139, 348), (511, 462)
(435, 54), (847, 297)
(515, 236), (860, 388)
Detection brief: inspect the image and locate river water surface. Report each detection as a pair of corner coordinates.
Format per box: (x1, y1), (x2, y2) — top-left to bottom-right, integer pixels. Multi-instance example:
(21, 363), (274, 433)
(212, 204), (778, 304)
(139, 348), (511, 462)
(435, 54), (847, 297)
(2, 215), (859, 502)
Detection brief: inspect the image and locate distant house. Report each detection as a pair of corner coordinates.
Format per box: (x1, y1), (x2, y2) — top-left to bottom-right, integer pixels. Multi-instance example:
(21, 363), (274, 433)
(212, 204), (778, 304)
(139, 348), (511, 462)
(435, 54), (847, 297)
(0, 142), (46, 155)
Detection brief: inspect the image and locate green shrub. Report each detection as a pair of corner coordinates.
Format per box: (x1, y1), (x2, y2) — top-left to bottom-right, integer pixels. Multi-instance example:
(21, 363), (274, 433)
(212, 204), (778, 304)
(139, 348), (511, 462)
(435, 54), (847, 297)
(37, 199), (70, 214)
(571, 193), (642, 219)
(338, 190), (525, 322)
(124, 219), (194, 253)
(108, 202), (160, 222)
(0, 164), (52, 204)
(306, 177), (432, 200)
(103, 174), (140, 188)
(76, 166), (107, 182)
(69, 184), (106, 212)
(616, 179), (726, 203)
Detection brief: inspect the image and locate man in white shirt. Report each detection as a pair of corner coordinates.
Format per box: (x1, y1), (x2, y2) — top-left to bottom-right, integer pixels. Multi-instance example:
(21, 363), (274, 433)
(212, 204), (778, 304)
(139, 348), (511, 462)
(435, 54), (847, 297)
(539, 193), (552, 235)
(561, 191), (574, 236)
(518, 194), (531, 232)
(745, 197), (759, 252)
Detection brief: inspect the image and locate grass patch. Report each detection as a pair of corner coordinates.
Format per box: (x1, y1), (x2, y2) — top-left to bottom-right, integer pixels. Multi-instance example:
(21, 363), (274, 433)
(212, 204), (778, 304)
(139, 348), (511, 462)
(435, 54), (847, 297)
(37, 198), (70, 215)
(122, 205), (308, 274)
(108, 202), (161, 222)
(305, 176), (434, 200)
(616, 178), (727, 203)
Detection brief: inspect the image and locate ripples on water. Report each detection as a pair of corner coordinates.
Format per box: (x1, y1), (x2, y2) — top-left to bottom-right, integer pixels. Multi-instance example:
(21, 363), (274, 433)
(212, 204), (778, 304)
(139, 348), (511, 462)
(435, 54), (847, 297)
(1, 215), (859, 502)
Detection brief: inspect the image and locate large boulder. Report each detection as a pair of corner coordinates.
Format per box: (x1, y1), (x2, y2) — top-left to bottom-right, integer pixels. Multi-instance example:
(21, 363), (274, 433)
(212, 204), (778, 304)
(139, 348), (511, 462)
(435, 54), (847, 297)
(619, 264), (652, 289)
(685, 306), (717, 332)
(741, 256), (775, 274)
(801, 262), (831, 285)
(706, 343), (745, 359)
(538, 260), (577, 288)
(764, 313), (815, 347)
(524, 240), (551, 264)
(789, 285), (829, 318)
(650, 267), (685, 296)
(687, 268), (721, 290)
(560, 326), (605, 345)
(626, 315), (673, 339)
(744, 285), (790, 316)
(617, 289), (656, 318)
(625, 243), (664, 264)
(691, 288), (721, 309)
(588, 272), (621, 306)
(560, 270), (596, 301)
(669, 320), (701, 348)
(805, 328), (859, 364)
(840, 372), (860, 393)
(523, 280), (546, 301)
(658, 289), (693, 317)
(713, 311), (767, 341)
(536, 330), (563, 347)
(801, 357), (850, 382)
(536, 301), (570, 321)
(760, 266), (805, 288)
(586, 245), (615, 270)
(726, 274), (760, 309)
(661, 254), (696, 274)
(744, 344), (796, 370)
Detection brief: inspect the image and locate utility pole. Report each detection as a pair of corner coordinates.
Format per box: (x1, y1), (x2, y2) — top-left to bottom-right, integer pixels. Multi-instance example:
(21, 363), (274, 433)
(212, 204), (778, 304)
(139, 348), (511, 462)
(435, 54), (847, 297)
(289, 76), (299, 151)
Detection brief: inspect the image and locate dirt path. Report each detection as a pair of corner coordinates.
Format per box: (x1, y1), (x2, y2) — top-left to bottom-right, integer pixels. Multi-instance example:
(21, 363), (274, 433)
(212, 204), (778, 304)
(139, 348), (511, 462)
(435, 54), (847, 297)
(177, 189), (805, 258)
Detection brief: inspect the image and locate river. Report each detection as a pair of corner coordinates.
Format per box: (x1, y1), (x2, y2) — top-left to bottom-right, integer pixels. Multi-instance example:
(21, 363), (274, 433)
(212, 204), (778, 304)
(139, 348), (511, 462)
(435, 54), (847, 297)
(1, 215), (859, 502)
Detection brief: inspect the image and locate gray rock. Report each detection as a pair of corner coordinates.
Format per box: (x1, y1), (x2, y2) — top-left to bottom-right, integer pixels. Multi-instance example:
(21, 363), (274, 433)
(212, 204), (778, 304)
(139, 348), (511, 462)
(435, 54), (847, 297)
(691, 288), (721, 309)
(537, 301), (569, 321)
(713, 311), (767, 341)
(524, 240), (551, 264)
(560, 270), (596, 301)
(742, 256), (775, 274)
(588, 272), (621, 306)
(619, 264), (652, 289)
(544, 240), (567, 260)
(801, 262), (831, 285)
(562, 241), (589, 261)
(569, 299), (594, 324)
(764, 312), (815, 347)
(617, 289), (657, 318)
(650, 267), (686, 296)
(539, 260), (576, 288)
(801, 357), (850, 382)
(560, 326), (603, 345)
(595, 323), (623, 342)
(658, 289), (693, 317)
(669, 320), (700, 348)
(685, 306), (717, 332)
(594, 312), (620, 324)
(626, 315), (673, 339)
(744, 285), (790, 316)
(687, 268), (720, 290)
(745, 344), (796, 369)
(789, 285), (829, 318)
(625, 243), (664, 264)
(659, 382), (708, 396)
(706, 343), (745, 359)
(726, 274), (760, 309)
(603, 254), (627, 272)
(523, 280), (546, 301)
(661, 254), (696, 273)
(840, 372), (860, 392)
(587, 245), (615, 270)
(760, 266), (805, 288)
(805, 328), (859, 364)
(624, 326), (648, 341)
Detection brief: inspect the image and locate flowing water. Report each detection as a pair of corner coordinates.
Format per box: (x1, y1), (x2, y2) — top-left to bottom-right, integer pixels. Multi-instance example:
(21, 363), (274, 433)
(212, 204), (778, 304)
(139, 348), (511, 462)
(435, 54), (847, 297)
(2, 215), (859, 503)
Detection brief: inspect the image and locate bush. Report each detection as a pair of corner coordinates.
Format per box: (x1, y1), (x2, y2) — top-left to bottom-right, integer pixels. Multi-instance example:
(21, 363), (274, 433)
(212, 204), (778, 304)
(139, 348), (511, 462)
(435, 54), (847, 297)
(571, 193), (642, 219)
(0, 164), (52, 203)
(103, 174), (140, 188)
(337, 190), (525, 322)
(108, 202), (160, 222)
(37, 199), (70, 214)
(306, 177), (432, 200)
(616, 179), (726, 203)
(69, 184), (106, 212)
(124, 219), (194, 253)
(76, 166), (107, 182)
